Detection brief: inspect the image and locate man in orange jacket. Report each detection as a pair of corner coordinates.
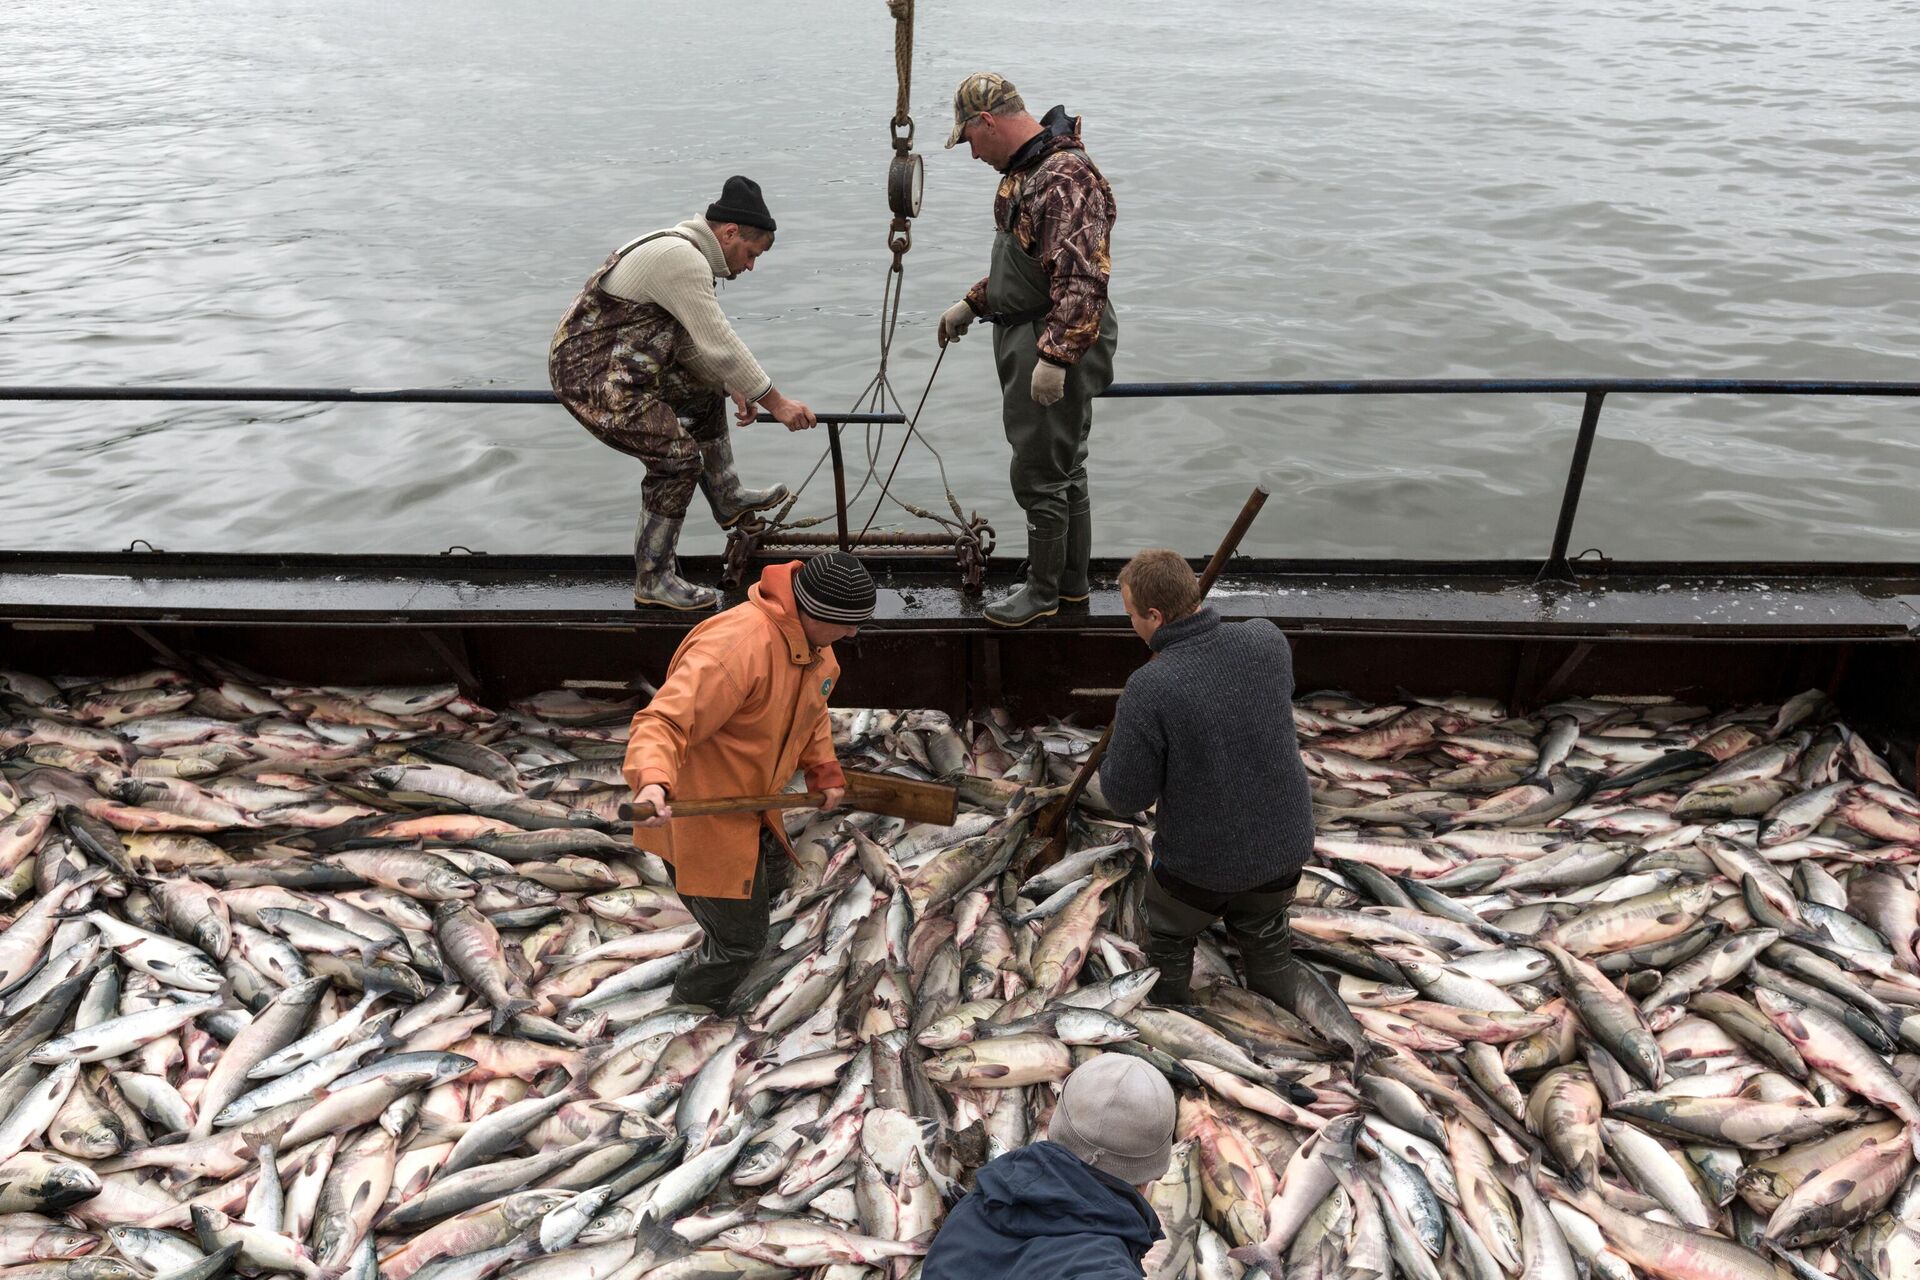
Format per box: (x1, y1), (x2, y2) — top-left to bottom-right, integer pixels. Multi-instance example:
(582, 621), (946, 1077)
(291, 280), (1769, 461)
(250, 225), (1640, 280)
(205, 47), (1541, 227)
(622, 552), (876, 1008)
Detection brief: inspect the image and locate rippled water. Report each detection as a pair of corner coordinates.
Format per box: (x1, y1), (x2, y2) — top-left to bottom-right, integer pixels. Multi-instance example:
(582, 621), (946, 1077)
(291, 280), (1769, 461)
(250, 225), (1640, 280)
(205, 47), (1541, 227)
(3, 0), (1917, 562)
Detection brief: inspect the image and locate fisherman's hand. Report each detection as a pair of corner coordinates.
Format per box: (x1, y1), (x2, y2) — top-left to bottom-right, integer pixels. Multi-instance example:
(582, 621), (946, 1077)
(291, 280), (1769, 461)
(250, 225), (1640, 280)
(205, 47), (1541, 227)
(1030, 358), (1066, 407)
(937, 300), (976, 347)
(731, 392), (757, 426)
(634, 783), (672, 828)
(819, 786), (846, 813)
(763, 392), (818, 432)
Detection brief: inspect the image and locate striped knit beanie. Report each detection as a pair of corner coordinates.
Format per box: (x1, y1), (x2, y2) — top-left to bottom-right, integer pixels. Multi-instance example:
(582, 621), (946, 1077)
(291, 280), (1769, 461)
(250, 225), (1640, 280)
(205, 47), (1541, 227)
(792, 553), (876, 624)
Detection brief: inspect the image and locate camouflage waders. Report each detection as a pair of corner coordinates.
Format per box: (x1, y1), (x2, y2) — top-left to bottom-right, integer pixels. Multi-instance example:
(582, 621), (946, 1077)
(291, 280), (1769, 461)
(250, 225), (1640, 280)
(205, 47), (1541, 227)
(550, 232), (728, 528)
(549, 232), (786, 608)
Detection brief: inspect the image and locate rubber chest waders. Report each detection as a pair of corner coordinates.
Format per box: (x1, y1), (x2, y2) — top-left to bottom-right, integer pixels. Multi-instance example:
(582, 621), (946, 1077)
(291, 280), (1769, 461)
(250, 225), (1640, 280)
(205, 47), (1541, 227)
(982, 193), (1118, 545)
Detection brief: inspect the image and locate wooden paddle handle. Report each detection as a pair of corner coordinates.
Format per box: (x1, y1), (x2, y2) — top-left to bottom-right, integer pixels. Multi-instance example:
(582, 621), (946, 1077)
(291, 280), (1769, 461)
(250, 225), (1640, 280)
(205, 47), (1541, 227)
(1198, 484), (1270, 597)
(620, 792), (826, 821)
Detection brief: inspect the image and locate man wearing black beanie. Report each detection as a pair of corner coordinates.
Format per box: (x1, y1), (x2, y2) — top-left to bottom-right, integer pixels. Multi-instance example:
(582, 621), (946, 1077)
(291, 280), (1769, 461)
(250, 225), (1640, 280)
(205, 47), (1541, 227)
(551, 176), (820, 611)
(623, 553), (876, 1009)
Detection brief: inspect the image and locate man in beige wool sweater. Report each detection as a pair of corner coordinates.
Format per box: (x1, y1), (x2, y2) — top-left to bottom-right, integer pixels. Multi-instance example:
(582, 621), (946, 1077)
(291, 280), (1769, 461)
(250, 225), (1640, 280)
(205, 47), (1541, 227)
(550, 176), (818, 610)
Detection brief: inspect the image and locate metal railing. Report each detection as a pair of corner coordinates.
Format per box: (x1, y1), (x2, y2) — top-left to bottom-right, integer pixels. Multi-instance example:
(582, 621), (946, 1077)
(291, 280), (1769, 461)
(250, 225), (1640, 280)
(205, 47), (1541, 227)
(3, 378), (1917, 582)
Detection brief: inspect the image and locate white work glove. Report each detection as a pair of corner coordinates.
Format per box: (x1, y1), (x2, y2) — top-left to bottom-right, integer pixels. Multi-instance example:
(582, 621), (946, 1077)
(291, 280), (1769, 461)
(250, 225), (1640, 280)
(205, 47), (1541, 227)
(1031, 358), (1067, 406)
(937, 301), (976, 347)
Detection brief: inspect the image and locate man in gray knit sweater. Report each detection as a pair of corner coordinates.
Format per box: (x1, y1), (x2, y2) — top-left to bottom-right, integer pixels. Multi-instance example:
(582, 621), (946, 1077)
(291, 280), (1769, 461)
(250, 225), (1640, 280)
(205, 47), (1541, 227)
(1098, 550), (1370, 1066)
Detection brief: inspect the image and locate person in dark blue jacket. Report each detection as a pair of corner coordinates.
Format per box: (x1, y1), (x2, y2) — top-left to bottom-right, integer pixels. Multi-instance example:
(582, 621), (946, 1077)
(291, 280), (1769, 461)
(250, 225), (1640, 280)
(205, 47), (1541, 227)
(922, 1054), (1171, 1280)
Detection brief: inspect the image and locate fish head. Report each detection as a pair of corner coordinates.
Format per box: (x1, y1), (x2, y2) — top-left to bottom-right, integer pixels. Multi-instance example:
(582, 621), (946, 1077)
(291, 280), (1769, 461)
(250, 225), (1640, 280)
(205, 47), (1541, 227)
(429, 872), (480, 897)
(502, 1189), (574, 1228)
(714, 1224), (767, 1252)
(577, 1206), (636, 1246)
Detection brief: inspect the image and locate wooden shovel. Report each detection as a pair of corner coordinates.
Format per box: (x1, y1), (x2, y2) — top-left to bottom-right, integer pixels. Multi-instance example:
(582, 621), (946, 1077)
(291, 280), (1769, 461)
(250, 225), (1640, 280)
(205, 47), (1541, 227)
(620, 767), (958, 826)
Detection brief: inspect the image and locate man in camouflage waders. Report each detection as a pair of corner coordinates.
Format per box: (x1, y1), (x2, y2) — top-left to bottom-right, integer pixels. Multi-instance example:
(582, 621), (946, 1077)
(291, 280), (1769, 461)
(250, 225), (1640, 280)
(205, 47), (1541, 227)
(937, 74), (1118, 628)
(550, 176), (818, 610)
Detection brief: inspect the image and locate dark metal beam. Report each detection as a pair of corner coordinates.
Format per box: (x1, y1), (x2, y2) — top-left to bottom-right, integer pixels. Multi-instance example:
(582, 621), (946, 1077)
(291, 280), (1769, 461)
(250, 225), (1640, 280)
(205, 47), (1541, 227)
(1099, 378), (1920, 398)
(1536, 392), (1607, 584)
(827, 423), (851, 552)
(4, 378), (1918, 402)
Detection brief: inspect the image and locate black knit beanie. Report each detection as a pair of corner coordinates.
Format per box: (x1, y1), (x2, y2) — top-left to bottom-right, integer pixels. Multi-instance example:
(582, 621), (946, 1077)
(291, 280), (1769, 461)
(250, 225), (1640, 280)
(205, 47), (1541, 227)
(706, 176), (776, 233)
(793, 552), (875, 624)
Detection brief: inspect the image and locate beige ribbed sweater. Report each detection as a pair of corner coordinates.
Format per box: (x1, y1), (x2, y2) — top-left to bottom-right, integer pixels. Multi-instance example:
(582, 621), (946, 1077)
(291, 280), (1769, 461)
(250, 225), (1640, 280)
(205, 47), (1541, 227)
(600, 218), (773, 402)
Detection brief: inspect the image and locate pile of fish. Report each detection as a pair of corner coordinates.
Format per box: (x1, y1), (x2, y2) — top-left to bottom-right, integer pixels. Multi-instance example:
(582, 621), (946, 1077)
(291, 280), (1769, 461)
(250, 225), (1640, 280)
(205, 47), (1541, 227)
(0, 665), (1917, 1280)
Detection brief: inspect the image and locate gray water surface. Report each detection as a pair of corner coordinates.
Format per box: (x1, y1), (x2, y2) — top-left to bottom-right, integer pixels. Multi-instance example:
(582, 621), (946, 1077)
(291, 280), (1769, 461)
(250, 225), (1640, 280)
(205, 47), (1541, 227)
(3, 0), (1917, 562)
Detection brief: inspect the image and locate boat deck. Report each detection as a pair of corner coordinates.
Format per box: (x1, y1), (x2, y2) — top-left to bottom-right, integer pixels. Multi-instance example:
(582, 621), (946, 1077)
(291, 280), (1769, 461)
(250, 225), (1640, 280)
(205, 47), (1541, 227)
(4, 552), (1918, 642)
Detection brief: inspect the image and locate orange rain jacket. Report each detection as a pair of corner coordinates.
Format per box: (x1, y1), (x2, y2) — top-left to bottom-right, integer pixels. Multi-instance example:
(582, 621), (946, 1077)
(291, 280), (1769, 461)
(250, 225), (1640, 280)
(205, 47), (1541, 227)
(622, 561), (848, 899)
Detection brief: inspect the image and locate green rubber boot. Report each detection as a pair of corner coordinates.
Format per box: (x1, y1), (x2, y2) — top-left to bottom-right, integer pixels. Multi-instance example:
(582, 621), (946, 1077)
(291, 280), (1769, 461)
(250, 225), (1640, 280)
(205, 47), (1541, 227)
(1059, 502), (1093, 603)
(985, 532), (1065, 628)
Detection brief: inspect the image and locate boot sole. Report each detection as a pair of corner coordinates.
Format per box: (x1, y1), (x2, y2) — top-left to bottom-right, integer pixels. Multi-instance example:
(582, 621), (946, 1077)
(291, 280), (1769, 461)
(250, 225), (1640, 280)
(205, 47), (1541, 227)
(1058, 592), (1089, 604)
(715, 490), (792, 530)
(985, 606), (1058, 629)
(633, 594), (719, 611)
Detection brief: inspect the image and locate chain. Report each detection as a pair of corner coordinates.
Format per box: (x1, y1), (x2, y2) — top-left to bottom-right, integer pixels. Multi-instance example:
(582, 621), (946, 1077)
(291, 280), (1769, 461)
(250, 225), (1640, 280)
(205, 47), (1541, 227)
(886, 0), (914, 271)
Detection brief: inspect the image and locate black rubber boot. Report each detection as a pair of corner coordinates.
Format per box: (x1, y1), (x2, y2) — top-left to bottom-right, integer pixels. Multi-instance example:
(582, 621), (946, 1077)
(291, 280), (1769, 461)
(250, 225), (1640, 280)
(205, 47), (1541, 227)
(1232, 891), (1374, 1072)
(1144, 935), (1198, 1006)
(1059, 502), (1092, 603)
(633, 513), (719, 611)
(698, 433), (789, 529)
(985, 532), (1065, 628)
(1143, 866), (1219, 1006)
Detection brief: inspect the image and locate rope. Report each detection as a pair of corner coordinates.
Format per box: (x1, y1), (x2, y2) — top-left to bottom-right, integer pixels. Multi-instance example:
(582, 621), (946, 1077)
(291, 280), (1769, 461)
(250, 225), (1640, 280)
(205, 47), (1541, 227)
(887, 0), (913, 128)
(857, 345), (950, 540)
(760, 255), (963, 541)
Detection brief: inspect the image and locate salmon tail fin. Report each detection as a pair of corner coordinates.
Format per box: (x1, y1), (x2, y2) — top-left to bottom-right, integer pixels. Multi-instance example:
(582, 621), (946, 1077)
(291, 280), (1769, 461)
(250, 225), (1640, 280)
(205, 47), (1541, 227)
(1226, 1243), (1285, 1277)
(490, 999), (535, 1033)
(1528, 1157), (1589, 1207)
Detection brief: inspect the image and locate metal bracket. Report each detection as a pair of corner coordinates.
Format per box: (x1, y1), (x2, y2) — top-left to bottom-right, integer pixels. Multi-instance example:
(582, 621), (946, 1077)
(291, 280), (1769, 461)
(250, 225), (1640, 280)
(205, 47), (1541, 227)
(1570, 547), (1613, 576)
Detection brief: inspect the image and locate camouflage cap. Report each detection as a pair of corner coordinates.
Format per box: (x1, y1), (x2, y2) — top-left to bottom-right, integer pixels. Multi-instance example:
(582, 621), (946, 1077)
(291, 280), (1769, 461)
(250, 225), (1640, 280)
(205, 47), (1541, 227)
(943, 72), (1023, 149)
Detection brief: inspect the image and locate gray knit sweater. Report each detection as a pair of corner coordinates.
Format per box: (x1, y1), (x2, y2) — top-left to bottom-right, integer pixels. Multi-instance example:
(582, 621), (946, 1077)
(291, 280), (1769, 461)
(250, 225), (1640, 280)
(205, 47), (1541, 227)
(1097, 608), (1314, 891)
